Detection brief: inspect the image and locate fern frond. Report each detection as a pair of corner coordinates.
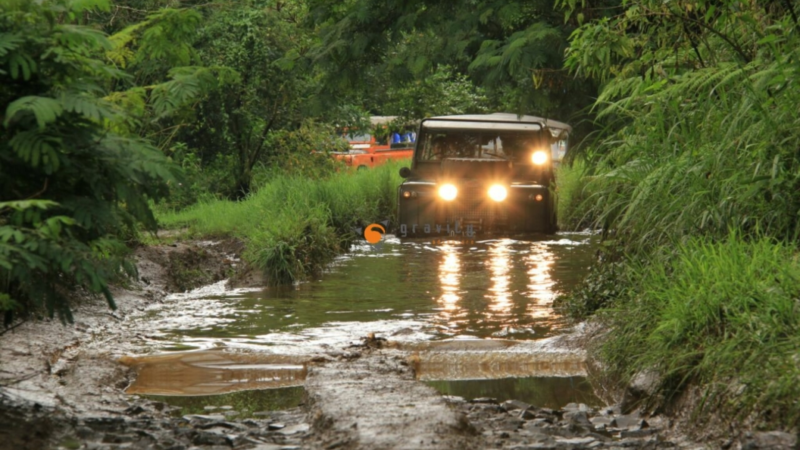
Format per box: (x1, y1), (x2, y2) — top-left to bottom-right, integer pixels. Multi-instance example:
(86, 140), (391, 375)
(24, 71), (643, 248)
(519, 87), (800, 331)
(4, 96), (64, 129)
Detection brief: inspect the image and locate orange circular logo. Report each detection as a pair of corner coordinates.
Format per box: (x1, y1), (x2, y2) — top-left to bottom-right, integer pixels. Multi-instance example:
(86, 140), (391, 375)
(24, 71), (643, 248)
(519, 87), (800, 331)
(364, 223), (386, 244)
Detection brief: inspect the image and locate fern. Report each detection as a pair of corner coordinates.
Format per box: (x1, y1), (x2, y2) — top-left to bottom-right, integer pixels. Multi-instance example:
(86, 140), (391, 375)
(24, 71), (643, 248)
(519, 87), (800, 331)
(4, 96), (64, 130)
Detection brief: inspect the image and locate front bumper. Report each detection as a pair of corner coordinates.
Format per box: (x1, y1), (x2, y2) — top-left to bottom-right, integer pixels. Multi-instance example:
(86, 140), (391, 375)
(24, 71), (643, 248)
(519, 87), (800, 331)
(397, 182), (555, 236)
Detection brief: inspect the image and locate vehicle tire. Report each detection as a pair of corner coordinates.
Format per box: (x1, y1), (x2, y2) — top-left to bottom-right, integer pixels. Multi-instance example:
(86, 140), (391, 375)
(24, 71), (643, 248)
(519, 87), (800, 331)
(357, 165), (368, 171)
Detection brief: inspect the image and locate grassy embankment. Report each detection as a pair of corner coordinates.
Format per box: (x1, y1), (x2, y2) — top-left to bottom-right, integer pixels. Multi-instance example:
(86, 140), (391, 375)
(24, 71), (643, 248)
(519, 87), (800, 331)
(158, 162), (404, 284)
(553, 63), (800, 429)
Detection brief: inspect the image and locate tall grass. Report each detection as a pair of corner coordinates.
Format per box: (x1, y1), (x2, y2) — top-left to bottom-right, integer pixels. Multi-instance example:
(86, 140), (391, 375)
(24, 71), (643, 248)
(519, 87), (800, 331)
(159, 162), (404, 283)
(555, 158), (591, 230)
(600, 232), (800, 427)
(558, 3), (800, 430)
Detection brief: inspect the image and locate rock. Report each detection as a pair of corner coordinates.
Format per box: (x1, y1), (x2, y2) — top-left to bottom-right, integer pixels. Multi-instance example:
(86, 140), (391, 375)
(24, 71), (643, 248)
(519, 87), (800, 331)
(101, 433), (135, 443)
(203, 405), (219, 411)
(747, 431), (797, 449)
(621, 369), (660, 412)
(497, 418), (524, 431)
(613, 414), (644, 429)
(563, 411), (592, 428)
(124, 404), (145, 415)
(620, 428), (657, 438)
(192, 430), (231, 446)
(502, 399), (531, 411)
(277, 423), (310, 435)
(183, 414), (226, 422)
(219, 405), (233, 410)
(562, 403), (580, 412)
(555, 436), (596, 445)
(268, 422), (285, 430)
(472, 397), (498, 404)
(84, 416), (127, 431)
(75, 426), (95, 439)
(520, 409), (538, 420)
(589, 416), (614, 429)
(442, 395), (466, 404)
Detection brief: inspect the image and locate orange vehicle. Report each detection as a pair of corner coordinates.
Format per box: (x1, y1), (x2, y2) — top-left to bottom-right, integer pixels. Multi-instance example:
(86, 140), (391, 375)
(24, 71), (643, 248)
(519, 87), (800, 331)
(331, 116), (415, 170)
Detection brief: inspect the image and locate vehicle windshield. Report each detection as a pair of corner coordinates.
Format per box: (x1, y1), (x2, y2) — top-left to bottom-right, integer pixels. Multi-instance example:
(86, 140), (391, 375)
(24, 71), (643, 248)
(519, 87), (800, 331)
(417, 130), (542, 162)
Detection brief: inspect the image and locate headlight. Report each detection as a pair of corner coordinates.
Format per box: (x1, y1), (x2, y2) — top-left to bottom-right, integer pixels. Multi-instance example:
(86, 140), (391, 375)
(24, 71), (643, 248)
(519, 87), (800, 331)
(532, 150), (548, 165)
(438, 184), (458, 201)
(488, 185), (507, 202)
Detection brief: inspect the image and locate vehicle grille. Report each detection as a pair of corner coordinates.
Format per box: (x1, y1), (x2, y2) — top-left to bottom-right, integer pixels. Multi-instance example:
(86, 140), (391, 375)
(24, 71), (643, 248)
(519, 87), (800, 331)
(446, 187), (507, 224)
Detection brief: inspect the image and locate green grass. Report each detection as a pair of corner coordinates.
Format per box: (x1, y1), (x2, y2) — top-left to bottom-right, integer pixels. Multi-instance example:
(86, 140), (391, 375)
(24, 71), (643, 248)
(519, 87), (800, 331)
(158, 161), (405, 283)
(555, 158), (591, 230)
(598, 232), (800, 428)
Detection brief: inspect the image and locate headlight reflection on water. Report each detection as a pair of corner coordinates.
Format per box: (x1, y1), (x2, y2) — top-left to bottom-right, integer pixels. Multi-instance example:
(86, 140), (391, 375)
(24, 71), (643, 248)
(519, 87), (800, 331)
(526, 242), (557, 320)
(486, 240), (513, 318)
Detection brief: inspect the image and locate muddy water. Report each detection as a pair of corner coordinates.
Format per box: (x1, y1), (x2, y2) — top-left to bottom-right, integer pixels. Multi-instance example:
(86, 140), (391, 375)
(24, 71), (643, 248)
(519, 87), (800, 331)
(140, 233), (596, 352)
(128, 232), (597, 406)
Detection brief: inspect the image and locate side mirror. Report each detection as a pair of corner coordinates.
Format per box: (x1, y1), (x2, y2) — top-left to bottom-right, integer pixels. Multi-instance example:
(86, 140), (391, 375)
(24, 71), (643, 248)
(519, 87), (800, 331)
(399, 167), (412, 178)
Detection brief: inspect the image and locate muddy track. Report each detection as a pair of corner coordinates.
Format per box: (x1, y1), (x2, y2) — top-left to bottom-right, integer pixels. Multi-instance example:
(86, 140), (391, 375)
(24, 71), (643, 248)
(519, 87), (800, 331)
(0, 240), (795, 450)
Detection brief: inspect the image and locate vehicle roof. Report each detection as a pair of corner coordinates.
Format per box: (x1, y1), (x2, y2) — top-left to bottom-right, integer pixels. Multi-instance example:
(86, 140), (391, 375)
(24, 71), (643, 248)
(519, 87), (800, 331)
(425, 113), (571, 132)
(369, 116), (398, 125)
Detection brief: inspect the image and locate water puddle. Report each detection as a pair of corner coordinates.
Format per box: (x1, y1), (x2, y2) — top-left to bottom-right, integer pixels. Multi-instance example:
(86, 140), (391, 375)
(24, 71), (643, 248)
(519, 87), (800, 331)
(135, 233), (596, 354)
(121, 351), (308, 396)
(427, 376), (601, 410)
(124, 232), (599, 405)
(144, 387), (305, 418)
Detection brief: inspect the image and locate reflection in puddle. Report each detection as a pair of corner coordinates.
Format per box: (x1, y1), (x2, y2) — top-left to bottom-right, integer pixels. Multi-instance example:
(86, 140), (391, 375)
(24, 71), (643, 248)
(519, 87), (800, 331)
(146, 387), (305, 418)
(131, 233), (596, 354)
(427, 376), (600, 410)
(122, 233), (599, 401)
(486, 240), (512, 318)
(121, 351), (308, 396)
(408, 341), (586, 381)
(437, 243), (462, 320)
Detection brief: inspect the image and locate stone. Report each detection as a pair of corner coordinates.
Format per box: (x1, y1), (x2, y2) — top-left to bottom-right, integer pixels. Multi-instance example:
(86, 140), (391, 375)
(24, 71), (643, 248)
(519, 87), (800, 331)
(219, 405), (233, 410)
(749, 431), (797, 449)
(520, 409), (538, 420)
(203, 406), (219, 411)
(497, 418), (524, 431)
(621, 369), (660, 412)
(502, 399), (532, 411)
(443, 395), (466, 404)
(563, 411), (592, 428)
(613, 415), (644, 429)
(277, 423), (310, 435)
(472, 397), (499, 404)
(101, 433), (135, 443)
(268, 422), (286, 430)
(590, 416), (614, 428)
(620, 428), (657, 438)
(75, 426), (95, 439)
(183, 414), (226, 422)
(192, 430), (231, 446)
(555, 436), (596, 445)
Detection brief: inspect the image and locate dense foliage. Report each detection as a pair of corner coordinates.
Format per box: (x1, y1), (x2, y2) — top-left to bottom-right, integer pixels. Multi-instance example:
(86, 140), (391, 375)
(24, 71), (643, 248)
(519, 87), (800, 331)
(0, 0), (176, 322)
(556, 0), (800, 429)
(160, 162), (403, 284)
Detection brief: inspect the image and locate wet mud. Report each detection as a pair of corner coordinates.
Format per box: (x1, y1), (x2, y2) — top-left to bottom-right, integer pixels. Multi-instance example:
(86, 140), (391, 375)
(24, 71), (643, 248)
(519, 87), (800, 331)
(0, 236), (793, 449)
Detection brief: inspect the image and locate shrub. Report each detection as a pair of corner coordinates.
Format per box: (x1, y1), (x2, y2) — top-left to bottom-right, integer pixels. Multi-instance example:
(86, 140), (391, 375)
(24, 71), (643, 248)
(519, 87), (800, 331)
(159, 162), (404, 283)
(0, 0), (175, 322)
(600, 233), (800, 427)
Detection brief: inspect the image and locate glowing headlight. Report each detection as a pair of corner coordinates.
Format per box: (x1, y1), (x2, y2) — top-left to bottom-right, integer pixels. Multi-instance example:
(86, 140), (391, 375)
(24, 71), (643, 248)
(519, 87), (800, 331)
(532, 150), (548, 165)
(438, 184), (458, 201)
(488, 185), (507, 202)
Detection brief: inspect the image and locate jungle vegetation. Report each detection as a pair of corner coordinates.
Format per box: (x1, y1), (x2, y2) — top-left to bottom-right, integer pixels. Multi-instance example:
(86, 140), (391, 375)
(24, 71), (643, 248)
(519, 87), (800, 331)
(2, 0), (800, 430)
